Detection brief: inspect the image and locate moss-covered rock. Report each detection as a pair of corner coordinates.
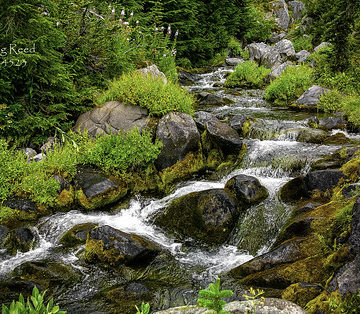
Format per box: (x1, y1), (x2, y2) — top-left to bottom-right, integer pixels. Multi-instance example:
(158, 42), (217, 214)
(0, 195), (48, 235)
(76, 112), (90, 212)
(282, 283), (322, 309)
(154, 189), (239, 245)
(59, 223), (98, 248)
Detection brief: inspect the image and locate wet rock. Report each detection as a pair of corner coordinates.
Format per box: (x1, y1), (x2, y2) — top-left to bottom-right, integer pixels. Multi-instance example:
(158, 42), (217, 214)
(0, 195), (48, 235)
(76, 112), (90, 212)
(280, 177), (308, 203)
(74, 168), (127, 209)
(74, 101), (150, 137)
(266, 62), (293, 82)
(314, 42), (332, 52)
(86, 225), (161, 266)
(229, 114), (247, 133)
(307, 116), (319, 128)
(342, 183), (360, 199)
(197, 92), (230, 106)
(155, 299), (306, 314)
(275, 217), (314, 245)
(282, 283), (322, 309)
(304, 170), (346, 192)
(24, 148), (37, 158)
(40, 137), (59, 153)
(2, 197), (37, 212)
(225, 174), (269, 206)
(178, 71), (200, 86)
(328, 255), (360, 295)
(155, 112), (200, 171)
(295, 85), (329, 108)
(293, 202), (321, 215)
(205, 120), (243, 155)
(324, 132), (350, 145)
(230, 238), (306, 278)
(348, 198), (360, 252)
(297, 128), (327, 144)
(136, 64), (167, 83)
(59, 223), (98, 247)
(288, 1), (306, 20)
(269, 32), (287, 44)
(272, 0), (290, 31)
(225, 58), (244, 66)
(155, 189), (238, 245)
(318, 116), (346, 131)
(247, 42), (271, 62)
(295, 50), (310, 63)
(4, 228), (35, 255)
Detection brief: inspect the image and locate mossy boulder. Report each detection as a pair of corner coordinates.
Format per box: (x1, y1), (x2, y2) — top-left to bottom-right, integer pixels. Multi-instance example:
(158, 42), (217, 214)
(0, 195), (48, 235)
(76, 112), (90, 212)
(85, 225), (161, 267)
(279, 177), (308, 203)
(59, 223), (98, 247)
(1, 227), (36, 255)
(282, 283), (322, 309)
(297, 128), (327, 144)
(154, 189), (238, 245)
(225, 174), (269, 206)
(74, 168), (128, 210)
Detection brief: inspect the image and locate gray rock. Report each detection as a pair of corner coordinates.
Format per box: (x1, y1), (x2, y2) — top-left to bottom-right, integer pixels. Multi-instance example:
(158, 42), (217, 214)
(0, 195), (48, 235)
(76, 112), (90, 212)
(280, 176), (308, 203)
(24, 148), (37, 158)
(74, 168), (118, 199)
(318, 116), (346, 131)
(261, 40), (296, 69)
(225, 58), (244, 66)
(2, 197), (37, 212)
(274, 39), (296, 61)
(304, 170), (346, 192)
(54, 175), (70, 192)
(197, 92), (230, 106)
(269, 32), (287, 44)
(40, 137), (59, 153)
(297, 128), (327, 143)
(225, 174), (269, 206)
(136, 64), (167, 84)
(88, 225), (161, 266)
(205, 120), (243, 154)
(348, 198), (360, 252)
(30, 153), (46, 163)
(295, 85), (329, 107)
(267, 62), (293, 81)
(261, 49), (282, 69)
(194, 111), (219, 130)
(272, 0), (290, 31)
(247, 42), (271, 62)
(155, 112), (200, 170)
(288, 1), (306, 20)
(0, 225), (9, 244)
(295, 50), (310, 63)
(342, 183), (360, 199)
(74, 101), (150, 137)
(229, 114), (247, 133)
(155, 189), (238, 245)
(314, 42), (332, 52)
(154, 299), (306, 314)
(178, 71), (200, 86)
(14, 228), (34, 244)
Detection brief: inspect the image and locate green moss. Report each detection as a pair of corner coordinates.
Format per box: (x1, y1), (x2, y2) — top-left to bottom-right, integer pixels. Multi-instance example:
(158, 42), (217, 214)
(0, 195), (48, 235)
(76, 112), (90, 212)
(59, 223), (97, 248)
(159, 150), (205, 193)
(282, 283), (321, 309)
(55, 185), (75, 209)
(340, 155), (360, 182)
(0, 206), (45, 228)
(241, 120), (251, 137)
(305, 290), (338, 313)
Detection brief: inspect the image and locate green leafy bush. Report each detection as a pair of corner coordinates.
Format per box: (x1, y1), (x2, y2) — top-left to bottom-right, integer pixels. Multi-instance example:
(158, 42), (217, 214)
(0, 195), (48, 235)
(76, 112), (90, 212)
(228, 37), (243, 57)
(264, 65), (314, 105)
(81, 128), (162, 174)
(197, 278), (233, 314)
(1, 285), (66, 314)
(225, 61), (271, 88)
(97, 71), (194, 116)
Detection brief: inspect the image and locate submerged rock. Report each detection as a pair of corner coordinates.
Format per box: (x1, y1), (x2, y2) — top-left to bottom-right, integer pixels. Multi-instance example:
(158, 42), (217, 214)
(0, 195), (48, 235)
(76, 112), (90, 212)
(155, 112), (200, 171)
(225, 174), (269, 206)
(85, 225), (161, 267)
(74, 101), (150, 137)
(155, 189), (238, 245)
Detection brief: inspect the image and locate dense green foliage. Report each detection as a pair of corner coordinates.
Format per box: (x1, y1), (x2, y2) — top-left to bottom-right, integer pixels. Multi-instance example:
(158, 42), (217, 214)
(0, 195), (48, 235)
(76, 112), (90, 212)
(225, 61), (270, 88)
(97, 72), (194, 116)
(197, 278), (233, 314)
(264, 65), (314, 105)
(1, 285), (66, 314)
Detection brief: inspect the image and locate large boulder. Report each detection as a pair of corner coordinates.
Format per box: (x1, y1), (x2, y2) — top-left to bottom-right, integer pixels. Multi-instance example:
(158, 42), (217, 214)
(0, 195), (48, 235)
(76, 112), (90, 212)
(261, 49), (282, 69)
(86, 225), (161, 266)
(2, 197), (37, 212)
(274, 39), (296, 61)
(288, 1), (306, 20)
(154, 189), (238, 245)
(272, 0), (290, 31)
(261, 40), (296, 69)
(205, 120), (243, 155)
(295, 85), (329, 108)
(155, 112), (200, 171)
(225, 174), (269, 206)
(247, 42), (271, 62)
(229, 114), (247, 134)
(74, 101), (150, 137)
(297, 128), (327, 144)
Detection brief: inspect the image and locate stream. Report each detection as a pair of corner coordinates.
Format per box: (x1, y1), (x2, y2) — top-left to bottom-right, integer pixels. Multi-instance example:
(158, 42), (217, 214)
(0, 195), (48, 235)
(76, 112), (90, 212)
(1, 66), (359, 313)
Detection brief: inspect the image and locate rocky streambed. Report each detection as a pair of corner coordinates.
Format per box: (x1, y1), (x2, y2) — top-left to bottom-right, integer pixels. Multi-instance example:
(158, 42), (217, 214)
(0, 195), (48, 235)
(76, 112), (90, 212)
(1, 66), (360, 313)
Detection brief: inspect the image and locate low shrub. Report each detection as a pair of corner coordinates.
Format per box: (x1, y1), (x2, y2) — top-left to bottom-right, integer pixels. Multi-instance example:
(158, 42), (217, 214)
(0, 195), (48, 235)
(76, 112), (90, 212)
(96, 71), (194, 116)
(264, 65), (314, 105)
(228, 36), (243, 57)
(225, 61), (271, 88)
